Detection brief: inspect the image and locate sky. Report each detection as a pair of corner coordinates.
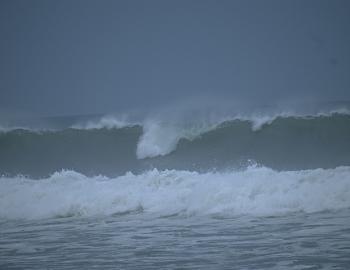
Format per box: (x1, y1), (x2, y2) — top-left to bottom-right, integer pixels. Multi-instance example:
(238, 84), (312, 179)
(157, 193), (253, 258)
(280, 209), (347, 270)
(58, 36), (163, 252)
(0, 0), (349, 116)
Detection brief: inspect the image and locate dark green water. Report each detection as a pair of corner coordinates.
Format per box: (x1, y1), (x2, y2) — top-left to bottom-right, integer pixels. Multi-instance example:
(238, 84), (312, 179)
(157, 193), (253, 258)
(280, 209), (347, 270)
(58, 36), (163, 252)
(1, 114), (350, 177)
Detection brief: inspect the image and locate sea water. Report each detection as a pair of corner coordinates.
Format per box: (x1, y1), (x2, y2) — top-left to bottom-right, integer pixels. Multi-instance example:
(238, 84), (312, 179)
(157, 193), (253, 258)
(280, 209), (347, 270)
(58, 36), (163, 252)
(1, 111), (350, 269)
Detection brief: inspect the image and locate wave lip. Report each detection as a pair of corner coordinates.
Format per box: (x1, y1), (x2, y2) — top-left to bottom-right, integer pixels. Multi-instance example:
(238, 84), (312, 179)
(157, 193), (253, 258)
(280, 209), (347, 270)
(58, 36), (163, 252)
(136, 109), (350, 159)
(1, 166), (350, 220)
(1, 113), (350, 177)
(136, 119), (217, 159)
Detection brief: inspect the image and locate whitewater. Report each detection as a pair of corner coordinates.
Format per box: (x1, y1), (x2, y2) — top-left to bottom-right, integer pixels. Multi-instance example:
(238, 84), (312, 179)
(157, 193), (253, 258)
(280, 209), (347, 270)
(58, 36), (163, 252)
(1, 166), (350, 220)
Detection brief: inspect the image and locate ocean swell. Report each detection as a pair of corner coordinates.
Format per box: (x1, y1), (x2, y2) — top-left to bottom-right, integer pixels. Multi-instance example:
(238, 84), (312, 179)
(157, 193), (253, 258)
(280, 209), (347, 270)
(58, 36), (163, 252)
(0, 113), (350, 177)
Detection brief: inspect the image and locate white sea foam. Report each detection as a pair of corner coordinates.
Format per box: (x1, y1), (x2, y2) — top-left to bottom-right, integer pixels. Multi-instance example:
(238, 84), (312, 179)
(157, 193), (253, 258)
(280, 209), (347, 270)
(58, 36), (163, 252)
(1, 166), (350, 220)
(234, 112), (292, 131)
(136, 119), (217, 159)
(71, 115), (137, 130)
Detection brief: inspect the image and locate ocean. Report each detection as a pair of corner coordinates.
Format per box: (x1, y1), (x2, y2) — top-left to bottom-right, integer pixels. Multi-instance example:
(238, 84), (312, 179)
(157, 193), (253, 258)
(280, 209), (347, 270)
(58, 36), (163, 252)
(1, 110), (350, 269)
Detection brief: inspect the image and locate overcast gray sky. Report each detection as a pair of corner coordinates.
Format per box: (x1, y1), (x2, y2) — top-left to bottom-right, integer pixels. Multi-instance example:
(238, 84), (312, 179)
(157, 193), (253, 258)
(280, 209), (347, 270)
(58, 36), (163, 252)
(0, 0), (349, 116)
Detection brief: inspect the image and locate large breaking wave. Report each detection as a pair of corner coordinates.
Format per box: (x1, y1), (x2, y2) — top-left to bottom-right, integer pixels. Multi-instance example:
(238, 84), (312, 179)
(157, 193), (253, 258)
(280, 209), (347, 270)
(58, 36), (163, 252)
(1, 166), (350, 220)
(1, 112), (350, 177)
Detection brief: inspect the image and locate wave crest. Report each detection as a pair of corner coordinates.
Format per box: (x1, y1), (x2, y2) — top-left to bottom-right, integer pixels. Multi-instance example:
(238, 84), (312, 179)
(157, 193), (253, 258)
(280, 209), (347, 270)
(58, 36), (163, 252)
(1, 166), (350, 220)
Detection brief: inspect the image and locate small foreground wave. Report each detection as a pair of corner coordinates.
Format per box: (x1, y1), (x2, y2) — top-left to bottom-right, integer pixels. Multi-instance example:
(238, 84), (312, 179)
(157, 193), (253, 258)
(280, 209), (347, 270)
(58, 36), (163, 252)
(1, 166), (350, 220)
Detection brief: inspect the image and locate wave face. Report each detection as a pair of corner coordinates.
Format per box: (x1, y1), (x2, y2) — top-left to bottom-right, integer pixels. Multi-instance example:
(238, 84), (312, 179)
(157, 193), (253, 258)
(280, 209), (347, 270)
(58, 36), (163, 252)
(1, 166), (350, 220)
(0, 113), (350, 177)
